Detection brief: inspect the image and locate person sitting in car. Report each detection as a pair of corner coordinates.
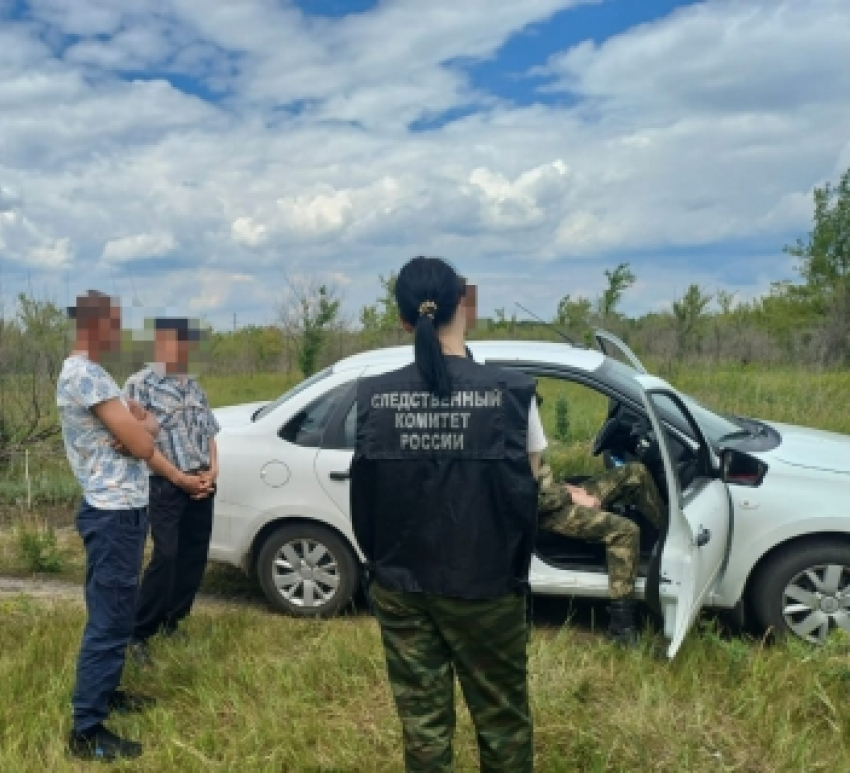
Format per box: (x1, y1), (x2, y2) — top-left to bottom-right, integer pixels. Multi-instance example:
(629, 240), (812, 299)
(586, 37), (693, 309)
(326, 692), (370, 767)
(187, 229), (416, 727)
(537, 450), (666, 646)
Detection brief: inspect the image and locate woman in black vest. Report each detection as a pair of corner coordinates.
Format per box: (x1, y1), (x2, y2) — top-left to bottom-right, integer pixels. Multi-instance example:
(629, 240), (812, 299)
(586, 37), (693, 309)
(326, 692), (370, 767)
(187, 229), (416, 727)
(351, 257), (544, 773)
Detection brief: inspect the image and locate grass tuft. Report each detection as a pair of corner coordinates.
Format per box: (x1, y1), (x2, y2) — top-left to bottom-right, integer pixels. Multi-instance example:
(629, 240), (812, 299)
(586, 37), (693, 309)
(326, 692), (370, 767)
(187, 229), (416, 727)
(1, 600), (849, 771)
(12, 517), (65, 573)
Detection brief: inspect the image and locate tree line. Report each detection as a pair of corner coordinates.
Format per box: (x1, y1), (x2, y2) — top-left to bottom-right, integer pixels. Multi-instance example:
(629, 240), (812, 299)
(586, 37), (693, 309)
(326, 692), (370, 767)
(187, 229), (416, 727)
(1, 167), (849, 457)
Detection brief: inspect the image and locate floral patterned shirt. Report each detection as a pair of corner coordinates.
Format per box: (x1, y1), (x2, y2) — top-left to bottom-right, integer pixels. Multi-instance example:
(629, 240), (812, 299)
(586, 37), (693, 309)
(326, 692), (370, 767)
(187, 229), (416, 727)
(56, 355), (149, 509)
(124, 365), (220, 473)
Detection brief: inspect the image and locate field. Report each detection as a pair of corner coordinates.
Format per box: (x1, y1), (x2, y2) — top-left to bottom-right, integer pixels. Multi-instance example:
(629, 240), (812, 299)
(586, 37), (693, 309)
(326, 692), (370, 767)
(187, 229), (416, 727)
(5, 364), (850, 515)
(1, 594), (849, 772)
(2, 364), (850, 771)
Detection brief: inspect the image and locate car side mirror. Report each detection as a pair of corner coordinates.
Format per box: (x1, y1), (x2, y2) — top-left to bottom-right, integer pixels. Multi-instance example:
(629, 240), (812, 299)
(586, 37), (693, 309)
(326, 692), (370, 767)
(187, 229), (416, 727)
(720, 448), (768, 487)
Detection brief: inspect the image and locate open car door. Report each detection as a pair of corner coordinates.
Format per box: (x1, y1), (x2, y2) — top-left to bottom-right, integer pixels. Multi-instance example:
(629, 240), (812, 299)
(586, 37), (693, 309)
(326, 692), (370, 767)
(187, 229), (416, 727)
(635, 374), (732, 658)
(594, 330), (648, 374)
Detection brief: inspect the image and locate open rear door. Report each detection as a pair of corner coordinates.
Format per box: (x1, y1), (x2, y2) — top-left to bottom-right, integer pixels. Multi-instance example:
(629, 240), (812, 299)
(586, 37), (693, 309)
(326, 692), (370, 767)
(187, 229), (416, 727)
(635, 375), (732, 658)
(594, 330), (648, 374)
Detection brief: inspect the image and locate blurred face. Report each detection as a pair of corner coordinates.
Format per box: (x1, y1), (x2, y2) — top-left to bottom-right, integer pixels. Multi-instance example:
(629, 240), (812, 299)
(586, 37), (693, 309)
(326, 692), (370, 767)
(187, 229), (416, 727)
(93, 304), (122, 353)
(155, 329), (191, 372)
(454, 296), (468, 334)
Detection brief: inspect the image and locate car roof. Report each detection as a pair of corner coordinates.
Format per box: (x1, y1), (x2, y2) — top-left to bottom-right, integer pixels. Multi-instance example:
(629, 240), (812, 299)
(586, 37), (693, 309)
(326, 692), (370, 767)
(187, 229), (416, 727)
(332, 340), (606, 374)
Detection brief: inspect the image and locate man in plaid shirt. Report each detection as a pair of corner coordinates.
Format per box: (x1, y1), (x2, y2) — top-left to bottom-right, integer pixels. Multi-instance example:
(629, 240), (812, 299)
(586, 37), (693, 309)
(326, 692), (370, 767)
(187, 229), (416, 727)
(125, 318), (220, 665)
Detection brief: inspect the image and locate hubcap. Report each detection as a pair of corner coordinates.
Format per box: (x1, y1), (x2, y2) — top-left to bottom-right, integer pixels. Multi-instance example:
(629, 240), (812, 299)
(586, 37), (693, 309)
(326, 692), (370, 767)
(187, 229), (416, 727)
(272, 539), (340, 608)
(782, 563), (850, 644)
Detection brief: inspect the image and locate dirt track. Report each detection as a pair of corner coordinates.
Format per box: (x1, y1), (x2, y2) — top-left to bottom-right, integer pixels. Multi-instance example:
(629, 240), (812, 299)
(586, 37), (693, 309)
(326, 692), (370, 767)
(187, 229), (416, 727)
(0, 574), (272, 612)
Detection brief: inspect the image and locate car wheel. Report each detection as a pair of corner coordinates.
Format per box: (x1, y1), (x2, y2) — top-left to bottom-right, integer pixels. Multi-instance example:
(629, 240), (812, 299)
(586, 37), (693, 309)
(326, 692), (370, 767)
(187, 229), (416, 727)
(256, 523), (359, 617)
(750, 541), (850, 644)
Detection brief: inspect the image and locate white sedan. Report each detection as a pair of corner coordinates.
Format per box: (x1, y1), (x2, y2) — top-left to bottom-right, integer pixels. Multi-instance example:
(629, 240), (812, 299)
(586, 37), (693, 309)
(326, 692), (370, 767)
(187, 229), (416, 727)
(209, 332), (850, 658)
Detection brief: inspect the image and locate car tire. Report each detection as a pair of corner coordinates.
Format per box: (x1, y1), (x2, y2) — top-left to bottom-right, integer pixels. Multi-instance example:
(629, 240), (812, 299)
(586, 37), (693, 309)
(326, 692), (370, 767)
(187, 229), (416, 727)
(256, 522), (359, 617)
(749, 540), (850, 644)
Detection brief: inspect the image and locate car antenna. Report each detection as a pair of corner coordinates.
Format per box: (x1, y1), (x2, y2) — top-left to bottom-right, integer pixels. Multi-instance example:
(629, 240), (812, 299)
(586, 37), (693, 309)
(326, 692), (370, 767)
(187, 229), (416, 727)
(514, 302), (577, 345)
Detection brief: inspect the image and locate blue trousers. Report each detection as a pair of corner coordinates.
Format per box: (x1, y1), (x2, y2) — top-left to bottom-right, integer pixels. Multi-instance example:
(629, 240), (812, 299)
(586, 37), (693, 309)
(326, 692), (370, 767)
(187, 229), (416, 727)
(72, 500), (148, 732)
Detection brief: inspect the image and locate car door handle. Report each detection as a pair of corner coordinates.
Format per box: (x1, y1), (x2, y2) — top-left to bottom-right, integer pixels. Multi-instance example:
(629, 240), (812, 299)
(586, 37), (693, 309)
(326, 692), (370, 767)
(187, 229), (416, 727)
(695, 527), (711, 548)
(329, 470), (350, 481)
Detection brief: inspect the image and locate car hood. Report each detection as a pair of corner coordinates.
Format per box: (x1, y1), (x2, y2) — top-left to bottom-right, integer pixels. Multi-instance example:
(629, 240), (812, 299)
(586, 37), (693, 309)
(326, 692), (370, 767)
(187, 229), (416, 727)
(765, 421), (850, 474)
(213, 401), (268, 429)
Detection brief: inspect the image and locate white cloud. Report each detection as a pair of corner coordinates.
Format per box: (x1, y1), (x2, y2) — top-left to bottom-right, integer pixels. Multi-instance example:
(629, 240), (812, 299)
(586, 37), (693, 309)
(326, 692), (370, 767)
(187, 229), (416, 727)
(231, 217), (268, 247)
(29, 236), (72, 268)
(0, 0), (849, 326)
(0, 210), (72, 268)
(541, 0), (850, 117)
(102, 232), (177, 263)
(187, 271), (255, 313)
(278, 187), (354, 236)
(468, 160), (569, 229)
(0, 185), (21, 212)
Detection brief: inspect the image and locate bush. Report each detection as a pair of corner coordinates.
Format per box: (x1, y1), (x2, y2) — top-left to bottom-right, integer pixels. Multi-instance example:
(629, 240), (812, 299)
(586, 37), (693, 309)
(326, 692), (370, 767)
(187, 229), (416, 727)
(555, 395), (571, 442)
(13, 518), (64, 573)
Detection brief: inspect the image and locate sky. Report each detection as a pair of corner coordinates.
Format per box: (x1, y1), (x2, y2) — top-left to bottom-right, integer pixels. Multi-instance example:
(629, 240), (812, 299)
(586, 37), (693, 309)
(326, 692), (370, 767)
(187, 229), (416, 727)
(1, 0), (849, 329)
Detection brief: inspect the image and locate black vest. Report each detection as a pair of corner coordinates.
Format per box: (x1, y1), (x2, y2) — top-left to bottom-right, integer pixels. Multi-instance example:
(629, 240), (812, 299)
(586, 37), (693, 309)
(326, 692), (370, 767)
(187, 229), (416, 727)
(350, 356), (538, 600)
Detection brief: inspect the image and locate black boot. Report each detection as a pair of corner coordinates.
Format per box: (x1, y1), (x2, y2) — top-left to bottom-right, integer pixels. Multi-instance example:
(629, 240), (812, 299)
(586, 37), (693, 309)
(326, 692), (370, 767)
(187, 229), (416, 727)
(68, 723), (143, 762)
(607, 598), (639, 646)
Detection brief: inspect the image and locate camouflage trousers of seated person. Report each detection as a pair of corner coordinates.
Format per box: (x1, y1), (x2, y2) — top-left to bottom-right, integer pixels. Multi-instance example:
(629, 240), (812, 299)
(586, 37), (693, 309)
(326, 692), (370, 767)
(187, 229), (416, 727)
(369, 582), (533, 773)
(538, 462), (666, 600)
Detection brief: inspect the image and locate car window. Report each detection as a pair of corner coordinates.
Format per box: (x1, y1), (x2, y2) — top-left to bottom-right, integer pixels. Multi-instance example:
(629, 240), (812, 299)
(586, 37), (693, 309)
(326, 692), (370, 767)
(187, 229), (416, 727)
(599, 360), (742, 445)
(279, 383), (351, 448)
(534, 376), (608, 476)
(596, 336), (645, 373)
(678, 395), (746, 445)
(254, 367), (333, 422)
(646, 391), (711, 486)
(342, 402), (357, 450)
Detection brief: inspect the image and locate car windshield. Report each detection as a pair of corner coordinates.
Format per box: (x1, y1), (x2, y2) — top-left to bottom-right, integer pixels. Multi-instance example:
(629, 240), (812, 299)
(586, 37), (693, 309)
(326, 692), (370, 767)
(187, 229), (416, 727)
(252, 367), (333, 422)
(599, 360), (746, 445)
(678, 395), (748, 443)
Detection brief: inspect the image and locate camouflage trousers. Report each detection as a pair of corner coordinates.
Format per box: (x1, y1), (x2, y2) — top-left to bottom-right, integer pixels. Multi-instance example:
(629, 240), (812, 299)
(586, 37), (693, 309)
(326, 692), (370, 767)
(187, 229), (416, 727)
(539, 462), (666, 599)
(369, 582), (533, 773)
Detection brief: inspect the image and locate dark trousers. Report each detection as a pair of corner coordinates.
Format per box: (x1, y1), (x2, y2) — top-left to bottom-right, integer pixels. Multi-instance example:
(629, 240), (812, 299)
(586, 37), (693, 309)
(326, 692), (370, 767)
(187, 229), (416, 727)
(133, 475), (214, 642)
(369, 583), (533, 773)
(72, 500), (148, 732)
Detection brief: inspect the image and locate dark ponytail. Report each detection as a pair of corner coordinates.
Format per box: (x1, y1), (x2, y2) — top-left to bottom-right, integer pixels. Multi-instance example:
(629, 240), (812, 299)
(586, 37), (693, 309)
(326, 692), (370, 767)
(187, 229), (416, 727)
(395, 257), (465, 398)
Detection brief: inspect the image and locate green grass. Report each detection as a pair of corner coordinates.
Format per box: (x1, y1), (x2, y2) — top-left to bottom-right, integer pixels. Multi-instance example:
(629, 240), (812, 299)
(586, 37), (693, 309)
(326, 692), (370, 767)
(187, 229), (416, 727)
(0, 598), (848, 771)
(2, 365), (850, 769)
(673, 366), (850, 435)
(0, 528), (261, 601)
(4, 364), (850, 511)
(203, 372), (298, 410)
(0, 373), (298, 512)
(0, 525), (84, 579)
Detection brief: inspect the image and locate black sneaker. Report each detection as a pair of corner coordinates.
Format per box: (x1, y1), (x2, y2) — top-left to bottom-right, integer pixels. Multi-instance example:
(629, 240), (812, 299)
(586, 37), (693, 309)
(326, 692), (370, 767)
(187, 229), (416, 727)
(108, 689), (156, 714)
(128, 640), (154, 669)
(68, 724), (142, 762)
(161, 626), (189, 643)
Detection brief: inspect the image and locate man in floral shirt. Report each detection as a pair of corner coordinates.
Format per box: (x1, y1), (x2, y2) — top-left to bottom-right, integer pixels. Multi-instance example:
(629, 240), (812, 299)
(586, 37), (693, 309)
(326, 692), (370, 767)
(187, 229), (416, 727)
(58, 292), (207, 763)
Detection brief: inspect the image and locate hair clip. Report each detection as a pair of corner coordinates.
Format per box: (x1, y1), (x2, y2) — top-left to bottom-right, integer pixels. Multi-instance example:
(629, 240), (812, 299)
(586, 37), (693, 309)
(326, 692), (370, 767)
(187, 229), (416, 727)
(418, 300), (438, 318)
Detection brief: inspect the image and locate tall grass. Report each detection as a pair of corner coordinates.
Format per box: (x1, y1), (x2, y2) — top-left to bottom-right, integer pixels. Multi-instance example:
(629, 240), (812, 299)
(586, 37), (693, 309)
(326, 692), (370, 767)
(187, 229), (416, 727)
(204, 372), (298, 409)
(0, 598), (848, 771)
(673, 366), (850, 435)
(2, 364), (850, 510)
(2, 365), (850, 769)
(0, 373), (298, 511)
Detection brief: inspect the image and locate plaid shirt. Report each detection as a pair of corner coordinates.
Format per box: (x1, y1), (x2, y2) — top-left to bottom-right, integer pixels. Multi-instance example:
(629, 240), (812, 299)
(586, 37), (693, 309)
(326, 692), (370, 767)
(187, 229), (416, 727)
(124, 365), (220, 473)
